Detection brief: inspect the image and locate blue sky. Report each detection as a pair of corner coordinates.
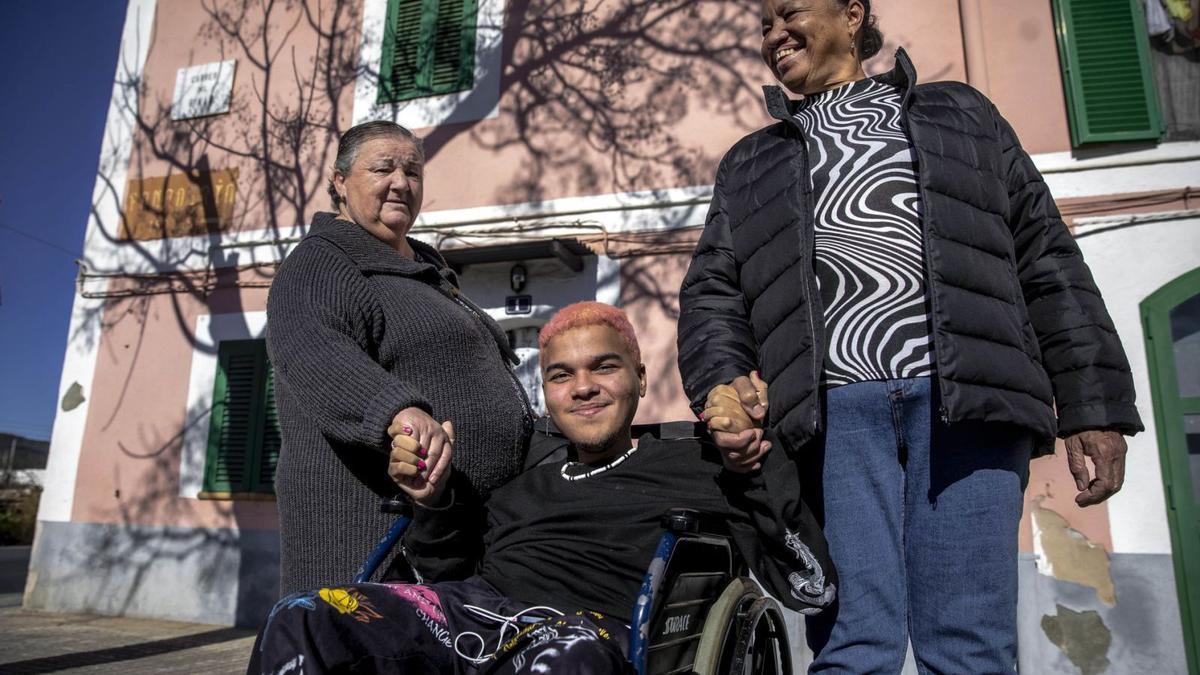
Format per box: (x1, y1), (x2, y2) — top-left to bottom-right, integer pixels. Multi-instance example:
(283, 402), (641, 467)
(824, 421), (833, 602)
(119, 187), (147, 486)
(0, 1), (127, 441)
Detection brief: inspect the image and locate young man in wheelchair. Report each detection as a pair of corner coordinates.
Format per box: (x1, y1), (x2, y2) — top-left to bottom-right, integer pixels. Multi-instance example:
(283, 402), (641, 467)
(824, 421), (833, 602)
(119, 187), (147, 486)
(251, 302), (834, 674)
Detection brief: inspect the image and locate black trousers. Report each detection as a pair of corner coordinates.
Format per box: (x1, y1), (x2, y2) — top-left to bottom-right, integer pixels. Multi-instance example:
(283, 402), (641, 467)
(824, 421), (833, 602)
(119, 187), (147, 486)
(249, 576), (632, 674)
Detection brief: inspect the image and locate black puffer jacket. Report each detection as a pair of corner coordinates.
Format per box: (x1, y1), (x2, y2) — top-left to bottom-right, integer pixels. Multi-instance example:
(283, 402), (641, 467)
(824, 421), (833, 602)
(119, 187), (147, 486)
(678, 49), (1142, 455)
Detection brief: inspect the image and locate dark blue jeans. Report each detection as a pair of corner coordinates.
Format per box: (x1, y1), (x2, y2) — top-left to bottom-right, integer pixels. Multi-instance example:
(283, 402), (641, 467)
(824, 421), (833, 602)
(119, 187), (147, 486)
(804, 378), (1030, 674)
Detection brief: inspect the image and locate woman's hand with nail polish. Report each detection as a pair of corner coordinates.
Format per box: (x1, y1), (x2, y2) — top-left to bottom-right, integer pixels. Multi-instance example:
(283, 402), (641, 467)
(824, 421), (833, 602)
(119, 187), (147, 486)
(388, 418), (455, 507)
(388, 407), (452, 484)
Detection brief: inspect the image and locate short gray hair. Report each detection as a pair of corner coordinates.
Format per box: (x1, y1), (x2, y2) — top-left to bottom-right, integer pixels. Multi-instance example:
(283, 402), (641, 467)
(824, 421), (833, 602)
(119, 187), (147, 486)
(327, 121), (425, 210)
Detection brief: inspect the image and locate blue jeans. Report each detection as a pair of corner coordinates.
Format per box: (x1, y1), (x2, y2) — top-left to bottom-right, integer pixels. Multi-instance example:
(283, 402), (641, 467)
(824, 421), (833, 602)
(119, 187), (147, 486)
(804, 378), (1030, 674)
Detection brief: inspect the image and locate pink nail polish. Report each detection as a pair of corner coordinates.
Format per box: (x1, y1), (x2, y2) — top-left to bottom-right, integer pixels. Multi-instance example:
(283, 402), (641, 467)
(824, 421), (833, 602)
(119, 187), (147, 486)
(418, 447), (427, 458)
(417, 459), (427, 470)
(402, 425), (413, 434)
(698, 412), (706, 421)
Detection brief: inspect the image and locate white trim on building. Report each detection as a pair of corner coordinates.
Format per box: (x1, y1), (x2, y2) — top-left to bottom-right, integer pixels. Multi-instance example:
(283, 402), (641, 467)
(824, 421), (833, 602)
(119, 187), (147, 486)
(72, 142), (1200, 281)
(177, 311), (269, 499)
(39, 0), (158, 524)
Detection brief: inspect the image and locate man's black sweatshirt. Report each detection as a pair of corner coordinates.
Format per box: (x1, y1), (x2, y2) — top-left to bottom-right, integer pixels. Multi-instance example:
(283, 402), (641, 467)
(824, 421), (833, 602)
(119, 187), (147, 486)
(403, 434), (836, 619)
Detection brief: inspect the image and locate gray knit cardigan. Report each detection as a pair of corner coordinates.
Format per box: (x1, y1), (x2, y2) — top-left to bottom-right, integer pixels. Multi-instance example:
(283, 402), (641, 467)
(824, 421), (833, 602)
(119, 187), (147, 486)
(266, 213), (532, 595)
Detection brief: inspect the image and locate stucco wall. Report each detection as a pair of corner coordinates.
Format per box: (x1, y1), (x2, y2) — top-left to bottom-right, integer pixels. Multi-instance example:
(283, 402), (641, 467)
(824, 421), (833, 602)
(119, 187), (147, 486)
(1075, 216), (1199, 557)
(1016, 215), (1200, 672)
(26, 521), (278, 627)
(33, 0), (1200, 655)
(65, 273), (276, 530)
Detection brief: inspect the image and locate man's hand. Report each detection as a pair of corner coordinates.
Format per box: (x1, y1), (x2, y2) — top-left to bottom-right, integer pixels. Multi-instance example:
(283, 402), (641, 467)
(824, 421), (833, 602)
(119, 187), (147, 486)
(389, 419), (456, 507)
(712, 427), (772, 473)
(1064, 429), (1127, 507)
(703, 371), (771, 473)
(728, 371), (769, 425)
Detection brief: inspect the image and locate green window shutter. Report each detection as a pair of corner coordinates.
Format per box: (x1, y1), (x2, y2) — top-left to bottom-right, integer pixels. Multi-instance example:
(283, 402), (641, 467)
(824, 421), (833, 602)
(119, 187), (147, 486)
(254, 364), (282, 492)
(204, 339), (278, 495)
(1053, 0), (1164, 146)
(378, 0), (478, 104)
(380, 0), (423, 102)
(428, 0), (477, 94)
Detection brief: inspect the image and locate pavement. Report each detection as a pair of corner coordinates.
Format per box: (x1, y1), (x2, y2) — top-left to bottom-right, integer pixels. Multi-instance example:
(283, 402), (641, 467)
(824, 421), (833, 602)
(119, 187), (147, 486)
(0, 546), (256, 674)
(0, 547), (915, 674)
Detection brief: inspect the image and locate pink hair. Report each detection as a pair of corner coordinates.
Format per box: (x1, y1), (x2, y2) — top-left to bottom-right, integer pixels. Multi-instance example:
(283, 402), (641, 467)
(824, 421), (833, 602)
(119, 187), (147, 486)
(538, 302), (641, 363)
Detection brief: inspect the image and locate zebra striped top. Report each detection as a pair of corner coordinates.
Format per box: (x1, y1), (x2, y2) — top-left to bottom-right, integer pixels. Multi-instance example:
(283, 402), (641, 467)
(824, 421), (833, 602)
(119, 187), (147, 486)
(793, 77), (934, 387)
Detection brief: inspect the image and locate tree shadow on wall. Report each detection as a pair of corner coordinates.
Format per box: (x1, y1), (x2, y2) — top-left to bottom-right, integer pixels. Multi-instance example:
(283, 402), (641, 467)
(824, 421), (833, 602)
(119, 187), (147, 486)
(425, 0), (766, 203)
(80, 0), (766, 346)
(61, 0), (770, 625)
(30, 399), (276, 628)
(73, 0), (773, 437)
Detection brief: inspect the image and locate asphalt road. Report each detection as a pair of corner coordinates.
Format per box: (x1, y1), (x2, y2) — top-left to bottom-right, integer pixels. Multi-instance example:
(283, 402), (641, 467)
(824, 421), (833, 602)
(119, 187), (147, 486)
(0, 545), (30, 595)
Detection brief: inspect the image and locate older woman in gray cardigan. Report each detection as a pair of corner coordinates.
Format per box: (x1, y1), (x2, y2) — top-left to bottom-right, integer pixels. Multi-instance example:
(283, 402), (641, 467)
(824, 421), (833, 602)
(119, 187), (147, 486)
(267, 121), (532, 594)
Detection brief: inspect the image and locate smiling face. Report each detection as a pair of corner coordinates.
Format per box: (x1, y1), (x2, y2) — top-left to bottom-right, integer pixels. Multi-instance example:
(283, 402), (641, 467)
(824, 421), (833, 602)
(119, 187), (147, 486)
(542, 324), (647, 463)
(761, 0), (865, 96)
(331, 135), (424, 252)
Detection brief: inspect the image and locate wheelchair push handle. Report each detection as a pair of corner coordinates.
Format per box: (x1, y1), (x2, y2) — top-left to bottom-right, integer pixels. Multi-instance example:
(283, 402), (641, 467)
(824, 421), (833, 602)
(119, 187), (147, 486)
(661, 508), (702, 534)
(660, 508), (732, 537)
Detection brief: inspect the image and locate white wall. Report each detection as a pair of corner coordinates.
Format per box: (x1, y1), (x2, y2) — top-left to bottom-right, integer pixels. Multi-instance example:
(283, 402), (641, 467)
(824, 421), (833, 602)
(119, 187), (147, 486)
(38, 0), (158, 523)
(1074, 214), (1200, 555)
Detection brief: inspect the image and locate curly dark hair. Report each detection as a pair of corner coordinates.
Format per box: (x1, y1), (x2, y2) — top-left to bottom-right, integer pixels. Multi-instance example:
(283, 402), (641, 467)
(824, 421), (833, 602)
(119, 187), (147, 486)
(327, 120), (424, 210)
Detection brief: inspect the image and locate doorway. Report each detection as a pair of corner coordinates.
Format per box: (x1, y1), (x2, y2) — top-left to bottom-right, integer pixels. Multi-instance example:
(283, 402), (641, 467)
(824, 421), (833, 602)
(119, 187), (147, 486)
(1142, 266), (1200, 675)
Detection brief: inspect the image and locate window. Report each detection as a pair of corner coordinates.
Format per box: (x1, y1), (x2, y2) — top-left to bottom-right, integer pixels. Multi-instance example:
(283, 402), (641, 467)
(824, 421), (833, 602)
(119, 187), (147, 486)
(202, 339), (280, 496)
(1146, 0), (1200, 141)
(1052, 0), (1165, 146)
(507, 326), (546, 417)
(378, 0), (478, 103)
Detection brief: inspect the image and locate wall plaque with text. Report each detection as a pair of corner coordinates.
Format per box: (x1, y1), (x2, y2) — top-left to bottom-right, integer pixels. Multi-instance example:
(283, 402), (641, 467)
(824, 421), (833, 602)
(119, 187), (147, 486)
(120, 169), (238, 241)
(171, 60), (236, 120)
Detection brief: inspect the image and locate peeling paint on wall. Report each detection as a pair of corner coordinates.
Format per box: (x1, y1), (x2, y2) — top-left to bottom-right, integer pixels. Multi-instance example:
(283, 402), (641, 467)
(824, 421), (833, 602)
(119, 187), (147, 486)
(60, 382), (85, 412)
(1042, 603), (1112, 675)
(1031, 497), (1116, 606)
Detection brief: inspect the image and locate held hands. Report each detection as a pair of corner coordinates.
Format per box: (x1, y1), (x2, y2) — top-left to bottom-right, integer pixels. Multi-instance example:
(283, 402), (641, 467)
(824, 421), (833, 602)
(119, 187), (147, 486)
(387, 407), (455, 507)
(1064, 429), (1127, 507)
(704, 371), (769, 432)
(703, 371), (771, 474)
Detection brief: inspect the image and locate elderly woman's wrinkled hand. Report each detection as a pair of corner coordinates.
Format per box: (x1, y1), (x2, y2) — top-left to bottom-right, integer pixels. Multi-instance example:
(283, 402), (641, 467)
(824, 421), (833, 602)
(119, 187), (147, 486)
(388, 408), (455, 506)
(1065, 429), (1128, 507)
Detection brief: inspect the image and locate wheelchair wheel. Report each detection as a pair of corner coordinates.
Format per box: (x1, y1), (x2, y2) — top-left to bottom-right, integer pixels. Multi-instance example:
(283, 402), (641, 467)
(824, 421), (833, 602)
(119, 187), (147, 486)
(691, 578), (791, 675)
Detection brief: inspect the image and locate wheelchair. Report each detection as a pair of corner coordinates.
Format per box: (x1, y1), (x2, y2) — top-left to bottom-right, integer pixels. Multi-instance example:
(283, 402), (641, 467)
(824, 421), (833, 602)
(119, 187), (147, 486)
(630, 507), (792, 675)
(355, 420), (792, 675)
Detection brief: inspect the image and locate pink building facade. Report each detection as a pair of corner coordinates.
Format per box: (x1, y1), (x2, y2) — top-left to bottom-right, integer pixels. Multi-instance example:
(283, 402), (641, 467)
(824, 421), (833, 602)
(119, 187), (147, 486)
(28, 0), (1200, 671)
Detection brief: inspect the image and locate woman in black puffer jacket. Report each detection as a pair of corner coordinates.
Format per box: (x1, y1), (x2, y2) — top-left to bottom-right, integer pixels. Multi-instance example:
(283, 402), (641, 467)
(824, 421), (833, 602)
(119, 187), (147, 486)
(678, 1), (1141, 672)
